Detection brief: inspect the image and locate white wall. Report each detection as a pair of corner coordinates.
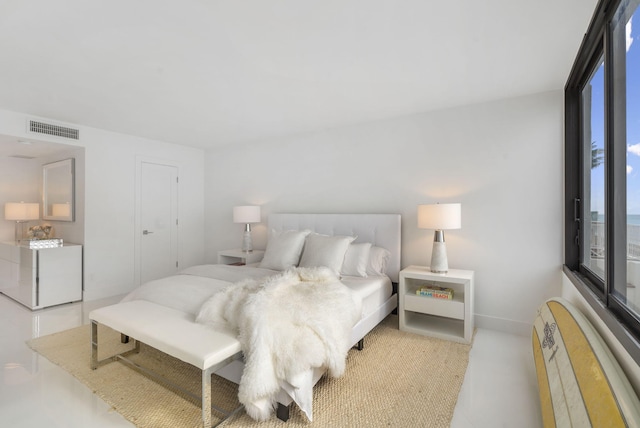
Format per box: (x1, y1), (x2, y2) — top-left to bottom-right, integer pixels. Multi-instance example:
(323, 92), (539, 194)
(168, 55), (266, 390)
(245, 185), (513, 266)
(0, 109), (206, 301)
(82, 131), (207, 300)
(204, 90), (564, 334)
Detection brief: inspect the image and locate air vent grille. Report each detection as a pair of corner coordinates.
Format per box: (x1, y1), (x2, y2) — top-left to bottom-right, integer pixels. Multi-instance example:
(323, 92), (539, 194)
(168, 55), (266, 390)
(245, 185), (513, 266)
(28, 120), (79, 140)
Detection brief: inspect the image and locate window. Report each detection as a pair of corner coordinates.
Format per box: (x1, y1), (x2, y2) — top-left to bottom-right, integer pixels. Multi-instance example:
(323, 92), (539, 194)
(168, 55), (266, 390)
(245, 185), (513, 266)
(565, 0), (640, 363)
(582, 59), (605, 283)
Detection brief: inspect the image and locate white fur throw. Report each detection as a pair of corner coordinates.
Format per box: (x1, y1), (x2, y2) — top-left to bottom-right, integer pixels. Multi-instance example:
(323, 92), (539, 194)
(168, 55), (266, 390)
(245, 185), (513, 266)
(196, 267), (362, 421)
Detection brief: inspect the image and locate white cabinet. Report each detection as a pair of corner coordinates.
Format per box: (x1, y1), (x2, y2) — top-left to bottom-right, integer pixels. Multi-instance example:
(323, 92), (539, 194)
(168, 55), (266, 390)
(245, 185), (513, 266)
(217, 248), (264, 265)
(0, 244), (20, 292)
(0, 242), (82, 310)
(399, 265), (474, 344)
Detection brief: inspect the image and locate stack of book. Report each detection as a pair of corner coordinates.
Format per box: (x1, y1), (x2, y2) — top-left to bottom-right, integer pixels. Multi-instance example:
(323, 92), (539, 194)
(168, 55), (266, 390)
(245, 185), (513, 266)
(416, 285), (454, 300)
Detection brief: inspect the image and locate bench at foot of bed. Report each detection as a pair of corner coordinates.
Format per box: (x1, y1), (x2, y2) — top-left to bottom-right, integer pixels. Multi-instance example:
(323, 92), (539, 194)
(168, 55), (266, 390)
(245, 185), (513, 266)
(90, 300), (384, 426)
(90, 300), (244, 428)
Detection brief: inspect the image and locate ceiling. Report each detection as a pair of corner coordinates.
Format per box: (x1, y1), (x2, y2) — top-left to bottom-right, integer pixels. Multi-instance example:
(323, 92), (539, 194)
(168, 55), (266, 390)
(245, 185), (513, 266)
(0, 0), (598, 151)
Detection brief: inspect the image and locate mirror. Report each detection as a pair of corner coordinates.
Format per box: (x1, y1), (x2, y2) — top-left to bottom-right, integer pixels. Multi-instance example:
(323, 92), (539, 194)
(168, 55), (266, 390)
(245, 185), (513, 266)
(43, 158), (75, 221)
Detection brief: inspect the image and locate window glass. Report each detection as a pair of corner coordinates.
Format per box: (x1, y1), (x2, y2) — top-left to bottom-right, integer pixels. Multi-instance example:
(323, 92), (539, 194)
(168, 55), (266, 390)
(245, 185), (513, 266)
(582, 60), (606, 280)
(614, 1), (640, 316)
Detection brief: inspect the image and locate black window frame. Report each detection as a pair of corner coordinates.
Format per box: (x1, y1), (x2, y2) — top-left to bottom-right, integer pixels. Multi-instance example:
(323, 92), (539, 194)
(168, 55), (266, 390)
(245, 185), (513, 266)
(565, 0), (640, 364)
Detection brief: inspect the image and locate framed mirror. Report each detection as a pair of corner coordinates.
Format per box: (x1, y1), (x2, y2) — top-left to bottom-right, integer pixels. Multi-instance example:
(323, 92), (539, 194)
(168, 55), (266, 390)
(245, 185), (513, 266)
(43, 158), (75, 221)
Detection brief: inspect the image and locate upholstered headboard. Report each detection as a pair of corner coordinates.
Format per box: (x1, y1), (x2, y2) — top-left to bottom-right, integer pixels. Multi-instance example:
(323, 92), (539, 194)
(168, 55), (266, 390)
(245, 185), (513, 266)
(267, 213), (402, 283)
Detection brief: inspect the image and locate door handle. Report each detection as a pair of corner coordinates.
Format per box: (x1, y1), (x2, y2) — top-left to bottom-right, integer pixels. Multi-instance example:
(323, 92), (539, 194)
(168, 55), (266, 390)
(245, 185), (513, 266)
(143, 230), (154, 235)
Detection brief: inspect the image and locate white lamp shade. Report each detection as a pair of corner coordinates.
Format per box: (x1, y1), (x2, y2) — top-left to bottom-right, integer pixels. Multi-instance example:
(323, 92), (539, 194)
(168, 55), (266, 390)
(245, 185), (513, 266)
(233, 206), (261, 224)
(5, 202), (40, 221)
(52, 203), (71, 217)
(418, 203), (461, 230)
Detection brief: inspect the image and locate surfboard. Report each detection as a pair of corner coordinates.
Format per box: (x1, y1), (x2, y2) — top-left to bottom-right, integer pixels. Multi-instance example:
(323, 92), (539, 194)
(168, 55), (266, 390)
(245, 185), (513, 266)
(532, 297), (640, 427)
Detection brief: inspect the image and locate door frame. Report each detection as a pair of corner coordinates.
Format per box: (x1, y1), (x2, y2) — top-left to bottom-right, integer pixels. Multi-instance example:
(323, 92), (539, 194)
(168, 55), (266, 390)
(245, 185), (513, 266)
(134, 156), (180, 286)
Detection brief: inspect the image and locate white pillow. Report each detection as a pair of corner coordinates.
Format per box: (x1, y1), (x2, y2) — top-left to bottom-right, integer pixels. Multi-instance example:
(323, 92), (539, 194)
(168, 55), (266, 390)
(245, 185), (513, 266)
(259, 230), (311, 271)
(341, 242), (372, 277)
(299, 233), (356, 274)
(366, 246), (391, 276)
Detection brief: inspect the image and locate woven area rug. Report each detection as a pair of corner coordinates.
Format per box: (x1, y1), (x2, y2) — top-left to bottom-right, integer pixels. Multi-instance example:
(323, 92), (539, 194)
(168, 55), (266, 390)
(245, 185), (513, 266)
(27, 315), (471, 428)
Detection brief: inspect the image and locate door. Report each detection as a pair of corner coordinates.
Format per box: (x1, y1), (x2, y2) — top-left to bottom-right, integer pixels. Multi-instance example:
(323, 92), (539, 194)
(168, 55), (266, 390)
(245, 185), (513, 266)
(139, 162), (178, 284)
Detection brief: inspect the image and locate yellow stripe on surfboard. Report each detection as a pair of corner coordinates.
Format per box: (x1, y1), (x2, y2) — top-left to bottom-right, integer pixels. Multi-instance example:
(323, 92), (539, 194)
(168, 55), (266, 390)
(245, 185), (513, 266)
(532, 331), (556, 428)
(547, 301), (626, 427)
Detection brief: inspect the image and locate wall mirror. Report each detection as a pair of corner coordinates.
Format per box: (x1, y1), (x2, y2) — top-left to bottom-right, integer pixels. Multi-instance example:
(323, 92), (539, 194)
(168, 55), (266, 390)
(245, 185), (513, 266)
(43, 158), (75, 221)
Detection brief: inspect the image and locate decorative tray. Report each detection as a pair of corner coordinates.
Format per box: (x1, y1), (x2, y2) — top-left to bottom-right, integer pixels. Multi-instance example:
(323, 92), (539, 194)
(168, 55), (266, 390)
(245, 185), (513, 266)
(22, 238), (64, 248)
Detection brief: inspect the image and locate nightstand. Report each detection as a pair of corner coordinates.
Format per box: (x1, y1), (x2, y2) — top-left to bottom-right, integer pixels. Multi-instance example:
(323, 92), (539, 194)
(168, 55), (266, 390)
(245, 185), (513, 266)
(217, 249), (264, 265)
(399, 265), (474, 344)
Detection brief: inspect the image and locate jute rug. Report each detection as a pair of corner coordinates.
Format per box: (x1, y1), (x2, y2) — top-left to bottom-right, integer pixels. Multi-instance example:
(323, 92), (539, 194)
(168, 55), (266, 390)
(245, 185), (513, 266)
(27, 315), (471, 428)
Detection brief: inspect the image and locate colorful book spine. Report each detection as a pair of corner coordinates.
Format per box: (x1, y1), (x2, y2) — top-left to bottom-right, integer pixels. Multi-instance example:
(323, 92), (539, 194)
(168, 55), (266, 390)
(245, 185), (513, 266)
(416, 286), (454, 299)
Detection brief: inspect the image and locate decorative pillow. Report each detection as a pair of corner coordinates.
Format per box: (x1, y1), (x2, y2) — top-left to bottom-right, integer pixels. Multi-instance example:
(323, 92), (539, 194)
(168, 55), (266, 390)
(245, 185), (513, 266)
(341, 242), (372, 277)
(259, 229), (311, 271)
(299, 233), (356, 274)
(366, 246), (391, 276)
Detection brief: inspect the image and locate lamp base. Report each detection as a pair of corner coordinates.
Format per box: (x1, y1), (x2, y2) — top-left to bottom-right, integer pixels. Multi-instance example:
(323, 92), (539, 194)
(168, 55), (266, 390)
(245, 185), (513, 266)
(430, 232), (448, 273)
(14, 221), (27, 244)
(241, 224), (253, 253)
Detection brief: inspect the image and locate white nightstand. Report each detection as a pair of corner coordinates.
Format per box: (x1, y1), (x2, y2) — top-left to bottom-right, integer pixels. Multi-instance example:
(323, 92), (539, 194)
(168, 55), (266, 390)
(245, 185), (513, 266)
(217, 249), (264, 265)
(399, 265), (474, 344)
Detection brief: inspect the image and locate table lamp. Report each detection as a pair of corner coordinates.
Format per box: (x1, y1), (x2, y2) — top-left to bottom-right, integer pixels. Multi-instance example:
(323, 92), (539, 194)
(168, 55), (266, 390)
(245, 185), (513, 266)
(52, 203), (71, 217)
(418, 203), (461, 273)
(233, 205), (261, 252)
(5, 202), (40, 243)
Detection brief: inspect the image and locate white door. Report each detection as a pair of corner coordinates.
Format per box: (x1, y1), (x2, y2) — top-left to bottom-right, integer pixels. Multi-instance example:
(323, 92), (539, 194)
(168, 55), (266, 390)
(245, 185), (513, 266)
(139, 162), (178, 284)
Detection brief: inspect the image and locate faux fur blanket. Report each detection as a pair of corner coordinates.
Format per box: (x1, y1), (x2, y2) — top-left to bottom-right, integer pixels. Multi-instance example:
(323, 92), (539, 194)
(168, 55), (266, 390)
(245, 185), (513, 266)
(195, 267), (363, 421)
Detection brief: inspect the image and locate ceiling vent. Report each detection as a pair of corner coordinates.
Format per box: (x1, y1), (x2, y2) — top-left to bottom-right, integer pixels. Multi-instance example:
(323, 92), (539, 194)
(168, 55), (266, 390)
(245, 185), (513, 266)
(27, 119), (79, 140)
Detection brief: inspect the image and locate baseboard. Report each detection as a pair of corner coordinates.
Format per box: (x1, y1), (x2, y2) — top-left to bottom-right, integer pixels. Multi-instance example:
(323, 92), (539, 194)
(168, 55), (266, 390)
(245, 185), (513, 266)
(83, 285), (133, 302)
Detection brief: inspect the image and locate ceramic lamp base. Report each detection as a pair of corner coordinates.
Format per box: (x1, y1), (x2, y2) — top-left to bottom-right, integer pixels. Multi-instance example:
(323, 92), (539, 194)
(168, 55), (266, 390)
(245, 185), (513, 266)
(241, 225), (253, 252)
(430, 239), (448, 273)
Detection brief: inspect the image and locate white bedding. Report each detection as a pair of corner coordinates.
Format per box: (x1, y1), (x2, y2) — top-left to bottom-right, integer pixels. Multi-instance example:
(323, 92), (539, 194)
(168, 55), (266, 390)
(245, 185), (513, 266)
(342, 275), (392, 317)
(121, 264), (278, 313)
(122, 264), (392, 320)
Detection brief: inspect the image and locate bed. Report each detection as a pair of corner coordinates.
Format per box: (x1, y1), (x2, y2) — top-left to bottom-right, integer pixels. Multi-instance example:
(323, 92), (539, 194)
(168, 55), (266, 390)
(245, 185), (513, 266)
(89, 213), (401, 427)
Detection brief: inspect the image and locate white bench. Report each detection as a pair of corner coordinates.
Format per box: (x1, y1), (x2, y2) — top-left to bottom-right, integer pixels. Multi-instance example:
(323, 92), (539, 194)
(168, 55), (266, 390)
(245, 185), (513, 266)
(90, 300), (243, 428)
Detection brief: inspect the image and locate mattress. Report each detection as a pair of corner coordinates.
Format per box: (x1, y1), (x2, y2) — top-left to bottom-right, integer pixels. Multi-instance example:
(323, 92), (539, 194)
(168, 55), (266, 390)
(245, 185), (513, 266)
(341, 275), (392, 318)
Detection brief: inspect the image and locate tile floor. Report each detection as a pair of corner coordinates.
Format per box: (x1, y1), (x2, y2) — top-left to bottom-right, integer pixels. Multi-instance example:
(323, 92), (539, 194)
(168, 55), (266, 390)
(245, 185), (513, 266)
(0, 293), (542, 427)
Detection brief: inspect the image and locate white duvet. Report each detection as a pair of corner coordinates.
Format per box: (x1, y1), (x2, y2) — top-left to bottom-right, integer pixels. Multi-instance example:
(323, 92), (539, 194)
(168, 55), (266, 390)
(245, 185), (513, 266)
(121, 264), (277, 314)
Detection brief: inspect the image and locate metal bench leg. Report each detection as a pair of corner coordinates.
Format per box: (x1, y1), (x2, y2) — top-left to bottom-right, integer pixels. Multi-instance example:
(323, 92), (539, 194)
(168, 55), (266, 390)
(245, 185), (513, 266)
(91, 320), (99, 370)
(202, 368), (213, 428)
(91, 320), (140, 370)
